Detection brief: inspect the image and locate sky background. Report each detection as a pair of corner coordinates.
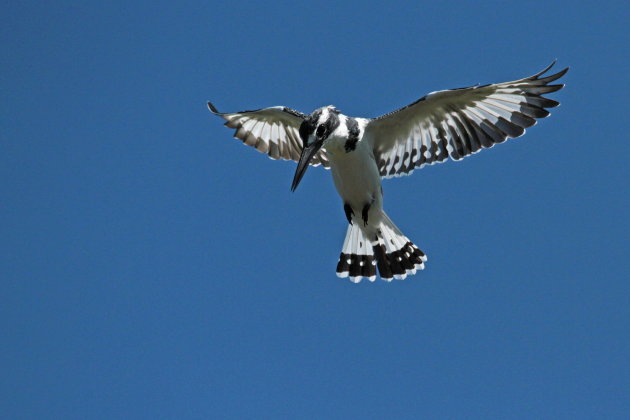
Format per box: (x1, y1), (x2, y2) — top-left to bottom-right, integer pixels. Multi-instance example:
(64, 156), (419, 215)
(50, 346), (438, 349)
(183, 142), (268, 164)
(2, 1), (628, 418)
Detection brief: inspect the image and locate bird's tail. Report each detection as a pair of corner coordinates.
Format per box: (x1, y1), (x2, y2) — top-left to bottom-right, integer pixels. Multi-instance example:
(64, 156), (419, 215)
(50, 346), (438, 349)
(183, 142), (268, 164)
(336, 211), (427, 283)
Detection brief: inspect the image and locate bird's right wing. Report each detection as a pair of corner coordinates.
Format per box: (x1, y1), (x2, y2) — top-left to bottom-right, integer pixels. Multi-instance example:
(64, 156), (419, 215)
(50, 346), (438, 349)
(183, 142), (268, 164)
(207, 102), (330, 168)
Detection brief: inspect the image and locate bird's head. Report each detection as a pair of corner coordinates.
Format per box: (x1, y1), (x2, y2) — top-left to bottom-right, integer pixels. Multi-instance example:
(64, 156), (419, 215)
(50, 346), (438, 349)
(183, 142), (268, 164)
(291, 106), (341, 191)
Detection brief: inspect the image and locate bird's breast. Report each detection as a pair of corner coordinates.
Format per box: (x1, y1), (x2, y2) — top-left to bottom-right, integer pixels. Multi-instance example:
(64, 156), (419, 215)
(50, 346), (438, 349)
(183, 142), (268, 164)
(327, 140), (382, 212)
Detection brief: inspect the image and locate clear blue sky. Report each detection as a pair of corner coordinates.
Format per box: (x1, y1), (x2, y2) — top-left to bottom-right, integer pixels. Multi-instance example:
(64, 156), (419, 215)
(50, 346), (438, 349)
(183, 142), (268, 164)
(2, 1), (628, 418)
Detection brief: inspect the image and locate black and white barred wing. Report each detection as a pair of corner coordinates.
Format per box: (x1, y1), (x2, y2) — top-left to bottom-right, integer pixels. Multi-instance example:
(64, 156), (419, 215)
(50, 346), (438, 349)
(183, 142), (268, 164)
(364, 62), (568, 178)
(207, 102), (330, 168)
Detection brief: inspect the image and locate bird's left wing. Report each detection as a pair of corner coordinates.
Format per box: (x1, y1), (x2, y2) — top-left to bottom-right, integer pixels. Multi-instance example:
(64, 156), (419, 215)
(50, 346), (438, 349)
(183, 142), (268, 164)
(364, 62), (568, 178)
(208, 102), (330, 168)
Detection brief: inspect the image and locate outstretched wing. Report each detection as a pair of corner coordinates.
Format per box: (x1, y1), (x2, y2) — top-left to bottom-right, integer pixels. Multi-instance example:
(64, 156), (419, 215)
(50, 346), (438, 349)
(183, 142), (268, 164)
(207, 102), (330, 168)
(365, 62), (568, 178)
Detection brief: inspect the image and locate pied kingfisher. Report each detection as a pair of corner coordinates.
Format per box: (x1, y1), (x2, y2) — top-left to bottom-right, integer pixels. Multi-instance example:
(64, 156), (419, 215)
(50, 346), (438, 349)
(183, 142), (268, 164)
(208, 61), (568, 283)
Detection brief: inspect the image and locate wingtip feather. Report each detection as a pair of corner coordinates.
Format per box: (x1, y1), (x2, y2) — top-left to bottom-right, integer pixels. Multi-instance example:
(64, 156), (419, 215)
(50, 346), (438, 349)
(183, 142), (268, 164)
(531, 60), (570, 82)
(543, 59), (557, 73)
(207, 101), (220, 114)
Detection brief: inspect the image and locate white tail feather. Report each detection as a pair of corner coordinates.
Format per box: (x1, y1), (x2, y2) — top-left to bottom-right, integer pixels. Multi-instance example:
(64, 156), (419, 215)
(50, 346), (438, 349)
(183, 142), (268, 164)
(336, 211), (426, 283)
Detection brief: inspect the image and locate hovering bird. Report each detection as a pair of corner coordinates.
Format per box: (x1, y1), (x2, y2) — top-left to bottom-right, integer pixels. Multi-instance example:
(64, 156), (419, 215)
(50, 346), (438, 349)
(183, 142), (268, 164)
(208, 61), (568, 283)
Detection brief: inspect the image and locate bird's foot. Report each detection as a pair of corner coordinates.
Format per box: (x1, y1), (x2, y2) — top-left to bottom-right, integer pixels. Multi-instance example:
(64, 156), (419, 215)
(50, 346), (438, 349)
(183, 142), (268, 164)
(344, 203), (354, 225)
(362, 203), (370, 226)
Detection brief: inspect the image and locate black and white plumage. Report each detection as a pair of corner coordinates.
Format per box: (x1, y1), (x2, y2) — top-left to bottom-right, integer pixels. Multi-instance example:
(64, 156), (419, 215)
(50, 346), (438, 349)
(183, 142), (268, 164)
(206, 103), (331, 168)
(208, 62), (568, 283)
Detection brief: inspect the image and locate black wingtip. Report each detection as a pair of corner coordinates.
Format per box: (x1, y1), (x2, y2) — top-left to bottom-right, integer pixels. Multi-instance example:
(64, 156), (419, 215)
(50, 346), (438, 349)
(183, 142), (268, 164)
(555, 66), (570, 79)
(528, 60), (570, 82)
(533, 60), (557, 78)
(536, 64), (570, 85)
(207, 101), (219, 114)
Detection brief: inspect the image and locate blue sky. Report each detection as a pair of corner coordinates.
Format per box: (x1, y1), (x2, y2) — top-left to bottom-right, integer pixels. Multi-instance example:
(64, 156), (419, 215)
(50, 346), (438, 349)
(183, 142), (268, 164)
(1, 1), (628, 418)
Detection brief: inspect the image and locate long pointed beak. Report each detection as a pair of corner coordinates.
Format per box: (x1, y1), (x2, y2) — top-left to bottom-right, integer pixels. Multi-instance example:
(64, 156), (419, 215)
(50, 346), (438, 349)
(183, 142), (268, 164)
(291, 141), (323, 192)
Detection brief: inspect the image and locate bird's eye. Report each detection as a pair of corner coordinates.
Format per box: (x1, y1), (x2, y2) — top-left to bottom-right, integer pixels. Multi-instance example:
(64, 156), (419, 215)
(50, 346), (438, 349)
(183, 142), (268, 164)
(316, 125), (326, 138)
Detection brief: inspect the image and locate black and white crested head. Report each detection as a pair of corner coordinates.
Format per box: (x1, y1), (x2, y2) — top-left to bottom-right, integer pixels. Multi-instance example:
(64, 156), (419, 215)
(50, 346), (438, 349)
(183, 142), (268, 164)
(299, 105), (341, 146)
(291, 106), (342, 191)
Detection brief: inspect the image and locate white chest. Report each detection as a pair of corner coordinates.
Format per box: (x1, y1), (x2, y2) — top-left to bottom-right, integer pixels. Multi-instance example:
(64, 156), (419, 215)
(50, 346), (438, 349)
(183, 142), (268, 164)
(325, 138), (382, 211)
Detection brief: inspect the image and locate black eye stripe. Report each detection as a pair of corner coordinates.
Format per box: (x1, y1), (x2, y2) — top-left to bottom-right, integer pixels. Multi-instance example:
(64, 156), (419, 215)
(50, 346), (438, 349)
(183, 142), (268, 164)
(299, 108), (340, 143)
(299, 109), (322, 142)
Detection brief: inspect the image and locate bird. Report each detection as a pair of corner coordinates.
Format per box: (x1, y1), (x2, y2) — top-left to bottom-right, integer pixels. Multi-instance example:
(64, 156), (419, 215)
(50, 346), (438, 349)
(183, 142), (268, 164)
(207, 61), (568, 283)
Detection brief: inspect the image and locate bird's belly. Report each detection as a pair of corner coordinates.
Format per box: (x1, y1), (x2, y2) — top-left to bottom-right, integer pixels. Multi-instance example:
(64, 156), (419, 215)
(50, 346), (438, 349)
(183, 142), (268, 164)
(328, 147), (383, 216)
